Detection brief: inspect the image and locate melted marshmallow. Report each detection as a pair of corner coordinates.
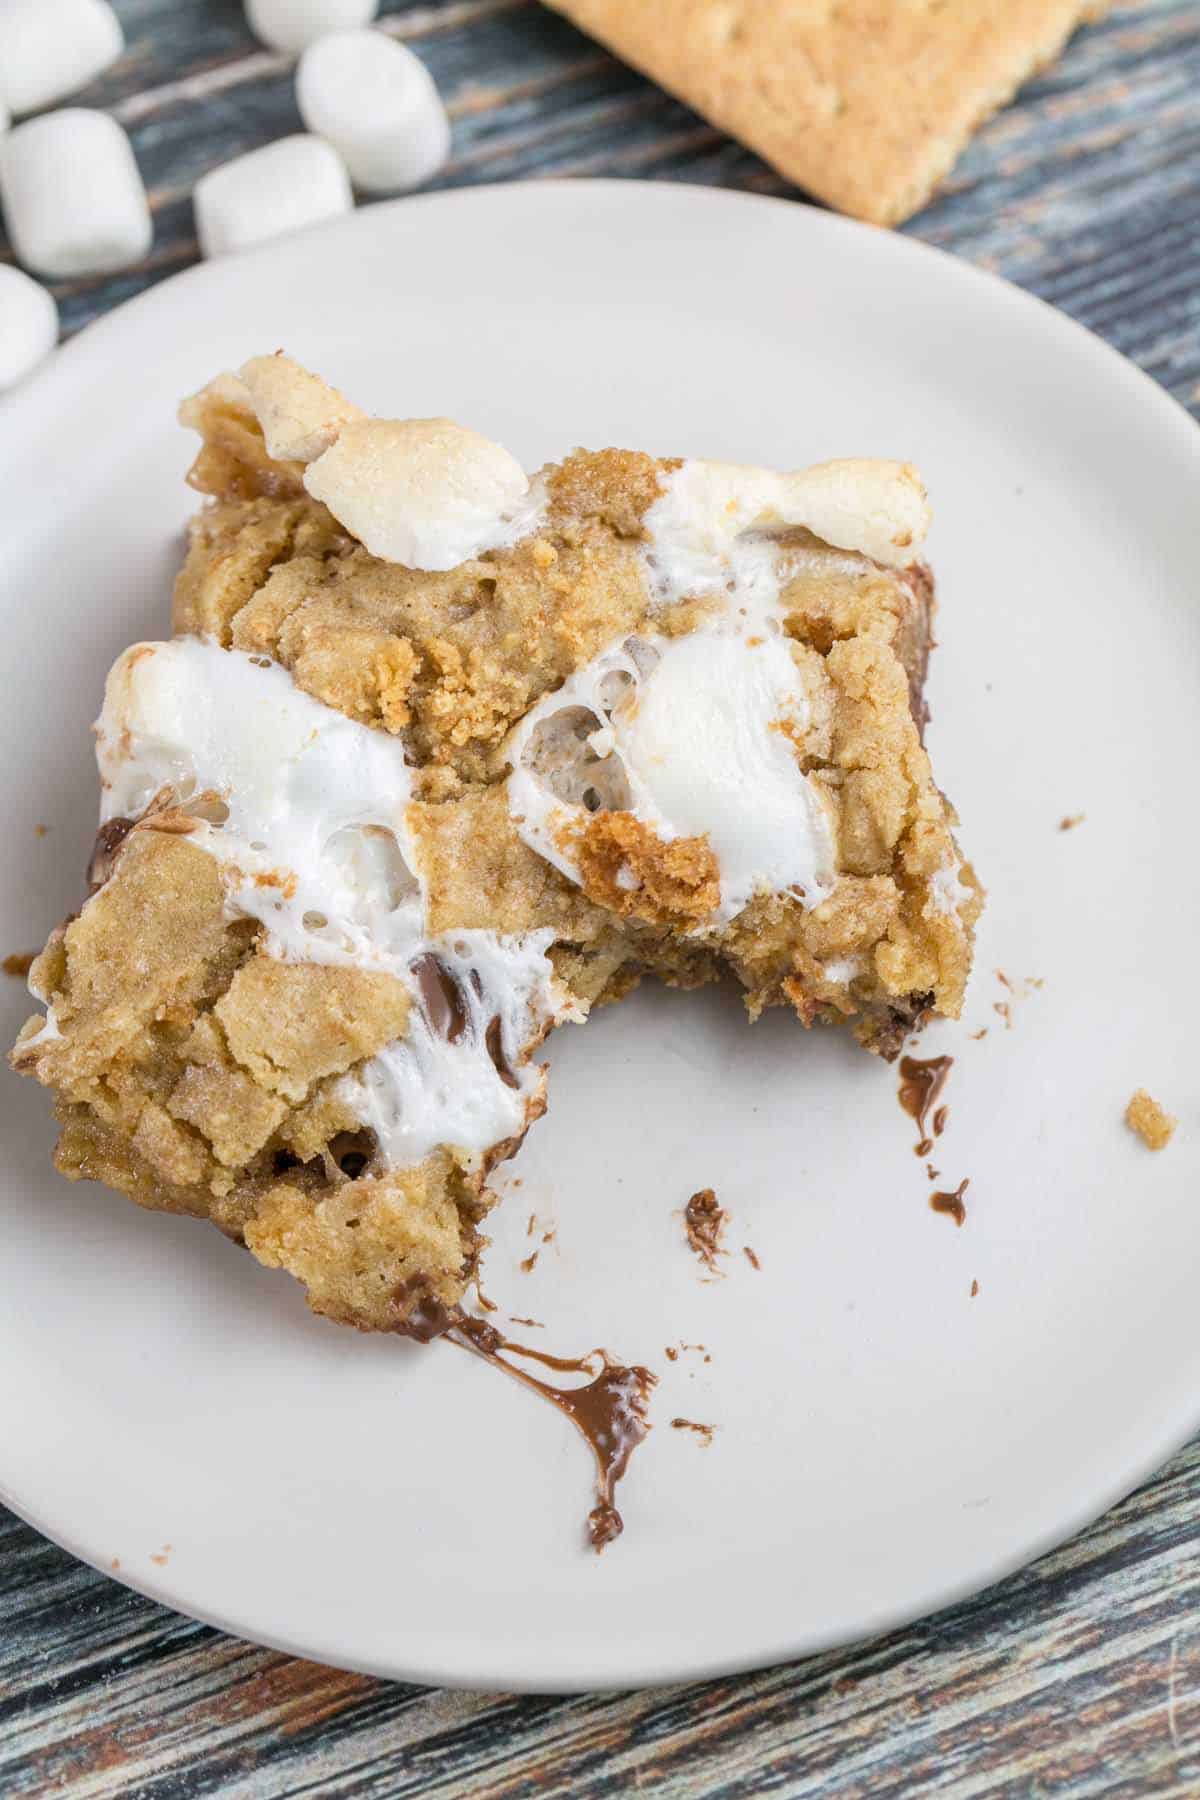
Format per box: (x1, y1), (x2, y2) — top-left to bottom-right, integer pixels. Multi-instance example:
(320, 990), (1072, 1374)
(338, 929), (558, 1166)
(95, 638), (562, 1167)
(929, 859), (973, 918)
(507, 627), (836, 925)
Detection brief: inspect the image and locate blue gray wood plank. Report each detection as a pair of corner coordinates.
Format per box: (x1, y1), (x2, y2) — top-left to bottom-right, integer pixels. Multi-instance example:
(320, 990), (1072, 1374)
(2, 1), (1199, 1794)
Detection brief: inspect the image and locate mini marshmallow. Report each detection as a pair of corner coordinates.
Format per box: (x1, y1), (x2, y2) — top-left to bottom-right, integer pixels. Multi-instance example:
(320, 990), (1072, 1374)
(0, 0), (123, 117)
(0, 264), (57, 390)
(194, 135), (352, 260)
(0, 109), (151, 278)
(239, 351), (364, 462)
(304, 417), (532, 570)
(245, 0), (378, 55)
(296, 29), (450, 193)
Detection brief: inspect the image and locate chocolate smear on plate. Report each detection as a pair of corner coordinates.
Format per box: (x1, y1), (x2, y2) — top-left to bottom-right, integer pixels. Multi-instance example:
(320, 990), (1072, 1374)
(930, 1179), (969, 1227)
(898, 1055), (953, 1157)
(395, 1285), (655, 1551)
(684, 1187), (727, 1274)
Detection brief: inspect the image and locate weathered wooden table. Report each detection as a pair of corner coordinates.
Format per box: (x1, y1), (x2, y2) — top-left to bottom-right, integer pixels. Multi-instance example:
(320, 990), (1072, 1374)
(3, 2), (1200, 1793)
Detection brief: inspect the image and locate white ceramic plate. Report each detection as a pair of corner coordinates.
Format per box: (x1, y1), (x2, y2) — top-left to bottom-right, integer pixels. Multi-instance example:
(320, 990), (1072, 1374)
(2, 182), (1198, 1692)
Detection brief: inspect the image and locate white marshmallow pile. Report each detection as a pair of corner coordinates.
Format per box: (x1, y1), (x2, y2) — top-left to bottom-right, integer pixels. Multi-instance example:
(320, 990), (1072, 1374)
(244, 0), (378, 55)
(0, 263), (58, 390)
(0, 109), (151, 278)
(297, 29), (450, 193)
(193, 134), (352, 259)
(0, 0), (123, 117)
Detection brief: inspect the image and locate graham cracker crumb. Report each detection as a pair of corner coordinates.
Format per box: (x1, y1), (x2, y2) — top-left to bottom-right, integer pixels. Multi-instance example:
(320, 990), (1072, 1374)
(1125, 1090), (1176, 1152)
(1059, 813), (1086, 832)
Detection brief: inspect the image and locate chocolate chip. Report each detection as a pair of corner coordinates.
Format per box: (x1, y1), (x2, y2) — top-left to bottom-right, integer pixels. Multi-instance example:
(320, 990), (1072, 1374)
(411, 952), (467, 1042)
(86, 816), (135, 893)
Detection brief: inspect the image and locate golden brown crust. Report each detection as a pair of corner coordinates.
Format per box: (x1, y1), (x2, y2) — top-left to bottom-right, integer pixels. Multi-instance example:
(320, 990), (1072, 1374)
(541, 0), (1109, 225)
(569, 813), (722, 928)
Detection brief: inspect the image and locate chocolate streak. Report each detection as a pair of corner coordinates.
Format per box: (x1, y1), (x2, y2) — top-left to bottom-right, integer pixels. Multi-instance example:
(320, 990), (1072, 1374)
(898, 1055), (954, 1157)
(684, 1188), (727, 1274)
(395, 1288), (655, 1550)
(930, 1179), (969, 1227)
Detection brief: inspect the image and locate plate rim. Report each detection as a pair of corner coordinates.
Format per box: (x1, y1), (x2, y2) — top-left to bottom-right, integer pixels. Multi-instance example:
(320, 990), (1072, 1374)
(3, 177), (1199, 1692)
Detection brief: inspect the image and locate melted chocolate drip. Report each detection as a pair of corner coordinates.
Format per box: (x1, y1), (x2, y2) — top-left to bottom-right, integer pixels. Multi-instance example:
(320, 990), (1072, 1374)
(392, 1277), (461, 1343)
(86, 816), (135, 893)
(394, 1286), (655, 1549)
(684, 1188), (727, 1274)
(411, 953), (467, 1042)
(453, 1317), (654, 1550)
(930, 1178), (969, 1226)
(898, 1055), (954, 1157)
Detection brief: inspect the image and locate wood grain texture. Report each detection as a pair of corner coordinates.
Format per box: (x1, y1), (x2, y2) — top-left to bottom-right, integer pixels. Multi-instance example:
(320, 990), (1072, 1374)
(2, 1), (1199, 1794)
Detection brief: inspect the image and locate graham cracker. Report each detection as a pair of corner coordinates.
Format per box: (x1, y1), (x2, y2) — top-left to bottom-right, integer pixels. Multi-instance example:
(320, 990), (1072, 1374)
(544, 0), (1110, 224)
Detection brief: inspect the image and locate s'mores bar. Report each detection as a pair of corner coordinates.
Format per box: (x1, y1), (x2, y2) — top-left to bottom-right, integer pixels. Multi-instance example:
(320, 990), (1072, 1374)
(11, 354), (982, 1334)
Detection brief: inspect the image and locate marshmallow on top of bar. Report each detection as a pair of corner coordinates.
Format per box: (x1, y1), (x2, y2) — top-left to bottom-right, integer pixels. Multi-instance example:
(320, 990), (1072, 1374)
(227, 354), (931, 931)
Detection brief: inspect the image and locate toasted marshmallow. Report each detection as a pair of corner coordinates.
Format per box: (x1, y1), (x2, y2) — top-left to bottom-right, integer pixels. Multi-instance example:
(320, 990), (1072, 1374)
(644, 457), (929, 607)
(303, 416), (538, 570)
(508, 627), (836, 924)
(239, 352), (365, 463)
(772, 460), (930, 567)
(178, 369), (254, 430)
(95, 637), (564, 1167)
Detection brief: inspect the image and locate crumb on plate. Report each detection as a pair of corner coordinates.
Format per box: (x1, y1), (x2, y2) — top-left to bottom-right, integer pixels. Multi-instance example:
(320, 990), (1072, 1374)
(1125, 1089), (1176, 1152)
